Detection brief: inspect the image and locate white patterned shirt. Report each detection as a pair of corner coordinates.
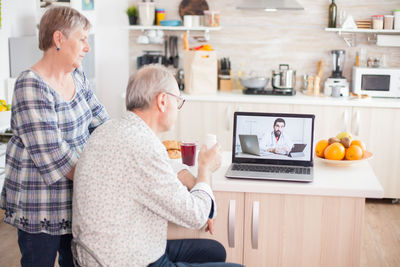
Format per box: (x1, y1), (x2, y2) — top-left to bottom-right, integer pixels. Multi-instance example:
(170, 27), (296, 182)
(72, 111), (215, 266)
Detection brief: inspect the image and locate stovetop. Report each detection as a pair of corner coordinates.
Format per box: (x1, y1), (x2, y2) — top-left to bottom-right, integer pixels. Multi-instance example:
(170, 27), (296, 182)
(243, 88), (296, 96)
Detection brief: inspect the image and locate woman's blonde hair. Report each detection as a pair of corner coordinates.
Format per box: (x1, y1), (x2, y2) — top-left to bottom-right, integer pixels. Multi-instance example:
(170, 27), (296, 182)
(38, 6), (91, 51)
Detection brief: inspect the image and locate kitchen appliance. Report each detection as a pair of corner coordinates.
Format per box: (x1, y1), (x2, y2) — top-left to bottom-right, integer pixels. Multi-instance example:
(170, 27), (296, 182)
(324, 50), (349, 97)
(272, 64), (296, 93)
(352, 66), (400, 98)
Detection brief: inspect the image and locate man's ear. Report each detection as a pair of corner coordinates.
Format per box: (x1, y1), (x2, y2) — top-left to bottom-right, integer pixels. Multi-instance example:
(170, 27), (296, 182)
(156, 93), (167, 112)
(53, 30), (64, 48)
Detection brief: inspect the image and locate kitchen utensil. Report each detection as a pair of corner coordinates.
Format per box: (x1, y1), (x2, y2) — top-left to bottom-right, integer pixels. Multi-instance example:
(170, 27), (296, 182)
(179, 0), (209, 19)
(169, 36), (179, 68)
(176, 69), (185, 91)
(272, 64), (296, 92)
(138, 2), (155, 26)
(137, 50), (165, 69)
(160, 20), (181, 26)
(239, 76), (269, 90)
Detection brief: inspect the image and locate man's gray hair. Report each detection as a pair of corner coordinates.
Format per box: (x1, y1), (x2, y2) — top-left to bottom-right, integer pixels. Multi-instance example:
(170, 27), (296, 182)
(125, 64), (177, 110)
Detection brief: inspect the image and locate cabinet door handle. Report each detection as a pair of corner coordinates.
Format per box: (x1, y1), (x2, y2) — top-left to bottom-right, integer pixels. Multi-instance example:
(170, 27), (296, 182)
(343, 110), (349, 132)
(228, 199), (236, 248)
(251, 201), (259, 249)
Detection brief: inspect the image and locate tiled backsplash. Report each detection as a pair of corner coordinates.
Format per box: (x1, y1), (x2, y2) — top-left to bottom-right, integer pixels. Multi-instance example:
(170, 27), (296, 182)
(129, 0), (400, 90)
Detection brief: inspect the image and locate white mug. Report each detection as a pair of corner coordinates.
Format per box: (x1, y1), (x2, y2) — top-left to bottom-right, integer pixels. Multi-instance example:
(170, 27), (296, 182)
(183, 15), (192, 27)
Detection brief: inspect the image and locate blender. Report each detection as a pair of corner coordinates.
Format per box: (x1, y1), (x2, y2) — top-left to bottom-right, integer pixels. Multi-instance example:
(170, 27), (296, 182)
(324, 50), (349, 97)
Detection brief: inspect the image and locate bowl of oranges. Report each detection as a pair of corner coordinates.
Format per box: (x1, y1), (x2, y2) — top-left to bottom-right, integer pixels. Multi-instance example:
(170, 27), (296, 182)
(315, 131), (372, 166)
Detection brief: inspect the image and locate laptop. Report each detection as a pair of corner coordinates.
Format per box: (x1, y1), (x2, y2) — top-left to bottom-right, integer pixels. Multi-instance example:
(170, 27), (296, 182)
(239, 135), (261, 156)
(225, 111), (315, 182)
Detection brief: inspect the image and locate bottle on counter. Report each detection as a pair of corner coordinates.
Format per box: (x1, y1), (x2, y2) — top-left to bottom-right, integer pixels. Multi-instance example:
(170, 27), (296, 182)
(328, 0), (337, 28)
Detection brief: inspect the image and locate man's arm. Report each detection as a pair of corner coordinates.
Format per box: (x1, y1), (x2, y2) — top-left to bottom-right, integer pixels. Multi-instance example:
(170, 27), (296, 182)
(177, 169), (196, 190)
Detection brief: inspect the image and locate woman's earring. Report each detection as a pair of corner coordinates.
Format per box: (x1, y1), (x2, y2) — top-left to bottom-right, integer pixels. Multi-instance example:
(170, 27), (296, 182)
(56, 47), (60, 51)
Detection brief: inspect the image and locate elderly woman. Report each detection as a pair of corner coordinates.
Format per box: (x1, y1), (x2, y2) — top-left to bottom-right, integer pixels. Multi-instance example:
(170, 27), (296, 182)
(0, 6), (109, 267)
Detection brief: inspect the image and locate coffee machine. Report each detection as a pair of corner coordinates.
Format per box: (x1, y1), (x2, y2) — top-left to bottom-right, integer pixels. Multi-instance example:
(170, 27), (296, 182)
(324, 50), (349, 97)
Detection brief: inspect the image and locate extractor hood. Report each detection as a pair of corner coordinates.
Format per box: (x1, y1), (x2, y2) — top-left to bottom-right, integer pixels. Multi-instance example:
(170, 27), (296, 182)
(237, 0), (304, 11)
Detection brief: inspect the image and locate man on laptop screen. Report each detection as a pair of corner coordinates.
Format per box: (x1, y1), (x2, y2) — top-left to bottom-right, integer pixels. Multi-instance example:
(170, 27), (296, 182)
(266, 118), (293, 155)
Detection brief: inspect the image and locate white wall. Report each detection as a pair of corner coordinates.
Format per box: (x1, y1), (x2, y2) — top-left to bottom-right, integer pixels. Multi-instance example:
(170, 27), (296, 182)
(94, 0), (129, 119)
(0, 0), (130, 118)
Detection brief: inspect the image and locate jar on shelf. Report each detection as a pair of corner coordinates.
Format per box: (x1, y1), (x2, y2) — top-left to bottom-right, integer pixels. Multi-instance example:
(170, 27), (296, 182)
(384, 15), (394, 29)
(203, 10), (220, 27)
(394, 9), (400, 30)
(372, 15), (384, 30)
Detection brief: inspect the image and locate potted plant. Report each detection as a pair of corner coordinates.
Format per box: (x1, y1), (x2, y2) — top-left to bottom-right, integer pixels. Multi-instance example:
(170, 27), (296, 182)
(126, 6), (138, 25)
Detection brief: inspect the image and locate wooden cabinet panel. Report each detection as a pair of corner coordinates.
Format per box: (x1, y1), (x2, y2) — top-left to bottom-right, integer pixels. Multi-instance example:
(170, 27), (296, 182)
(352, 107), (400, 198)
(243, 193), (364, 267)
(167, 191), (245, 264)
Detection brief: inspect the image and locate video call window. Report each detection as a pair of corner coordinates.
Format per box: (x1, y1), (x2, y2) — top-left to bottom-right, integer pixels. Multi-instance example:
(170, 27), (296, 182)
(234, 115), (313, 161)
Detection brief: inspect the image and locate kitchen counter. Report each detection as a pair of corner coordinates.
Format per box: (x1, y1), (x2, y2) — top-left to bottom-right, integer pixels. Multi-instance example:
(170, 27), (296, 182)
(170, 152), (383, 266)
(211, 152), (384, 198)
(182, 90), (400, 108)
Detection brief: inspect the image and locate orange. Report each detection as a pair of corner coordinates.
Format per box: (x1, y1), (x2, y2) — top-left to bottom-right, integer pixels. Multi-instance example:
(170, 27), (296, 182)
(351, 140), (366, 156)
(0, 106), (6, 112)
(324, 143), (345, 160)
(315, 139), (329, 158)
(345, 145), (363, 160)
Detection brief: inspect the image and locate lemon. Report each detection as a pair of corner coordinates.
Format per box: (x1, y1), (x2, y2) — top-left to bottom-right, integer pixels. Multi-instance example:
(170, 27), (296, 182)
(0, 106), (7, 112)
(0, 99), (6, 106)
(336, 131), (353, 140)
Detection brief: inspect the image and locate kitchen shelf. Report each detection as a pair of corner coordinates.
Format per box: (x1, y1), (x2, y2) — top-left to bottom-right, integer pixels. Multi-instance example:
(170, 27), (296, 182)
(325, 28), (400, 47)
(125, 25), (221, 32)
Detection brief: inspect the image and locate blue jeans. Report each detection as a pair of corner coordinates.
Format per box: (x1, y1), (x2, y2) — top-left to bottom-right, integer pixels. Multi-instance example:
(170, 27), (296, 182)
(17, 229), (74, 267)
(149, 239), (244, 267)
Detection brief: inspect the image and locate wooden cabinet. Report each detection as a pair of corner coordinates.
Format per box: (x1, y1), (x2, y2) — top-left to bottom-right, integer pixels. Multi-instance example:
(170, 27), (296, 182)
(168, 192), (365, 266)
(242, 193), (364, 267)
(351, 107), (400, 198)
(167, 191), (245, 264)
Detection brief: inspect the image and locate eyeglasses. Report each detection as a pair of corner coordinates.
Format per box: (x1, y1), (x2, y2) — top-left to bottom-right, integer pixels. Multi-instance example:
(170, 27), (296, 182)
(165, 92), (185, 110)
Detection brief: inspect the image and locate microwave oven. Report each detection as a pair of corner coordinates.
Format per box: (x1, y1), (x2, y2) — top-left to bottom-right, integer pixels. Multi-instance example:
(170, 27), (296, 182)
(352, 67), (400, 98)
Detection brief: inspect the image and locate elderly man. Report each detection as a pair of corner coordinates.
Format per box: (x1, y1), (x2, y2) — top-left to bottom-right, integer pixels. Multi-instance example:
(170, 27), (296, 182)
(72, 65), (243, 267)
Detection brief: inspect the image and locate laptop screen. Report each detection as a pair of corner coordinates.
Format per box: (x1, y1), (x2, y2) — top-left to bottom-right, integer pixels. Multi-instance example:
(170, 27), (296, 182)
(232, 111), (315, 167)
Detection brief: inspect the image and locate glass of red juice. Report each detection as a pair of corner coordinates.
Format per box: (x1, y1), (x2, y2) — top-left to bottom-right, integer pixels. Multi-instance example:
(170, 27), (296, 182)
(181, 142), (197, 166)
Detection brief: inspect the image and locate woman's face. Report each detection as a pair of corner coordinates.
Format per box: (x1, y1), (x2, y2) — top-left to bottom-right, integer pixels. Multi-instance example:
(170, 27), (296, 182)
(62, 27), (90, 69)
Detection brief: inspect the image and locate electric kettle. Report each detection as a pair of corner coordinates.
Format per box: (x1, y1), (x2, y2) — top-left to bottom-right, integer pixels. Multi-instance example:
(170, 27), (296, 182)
(272, 64), (296, 92)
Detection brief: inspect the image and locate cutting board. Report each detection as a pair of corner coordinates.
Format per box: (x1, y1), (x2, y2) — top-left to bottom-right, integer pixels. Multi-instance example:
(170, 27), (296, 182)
(178, 0), (209, 18)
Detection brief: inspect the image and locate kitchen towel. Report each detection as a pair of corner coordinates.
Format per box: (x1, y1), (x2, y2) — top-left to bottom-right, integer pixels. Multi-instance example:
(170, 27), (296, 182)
(183, 50), (217, 95)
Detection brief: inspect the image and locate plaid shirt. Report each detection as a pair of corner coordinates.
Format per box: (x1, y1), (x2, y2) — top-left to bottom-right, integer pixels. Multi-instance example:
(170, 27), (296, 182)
(0, 69), (109, 235)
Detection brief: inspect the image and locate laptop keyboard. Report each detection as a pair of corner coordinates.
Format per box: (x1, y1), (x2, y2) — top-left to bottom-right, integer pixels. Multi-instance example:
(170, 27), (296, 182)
(232, 164), (311, 174)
